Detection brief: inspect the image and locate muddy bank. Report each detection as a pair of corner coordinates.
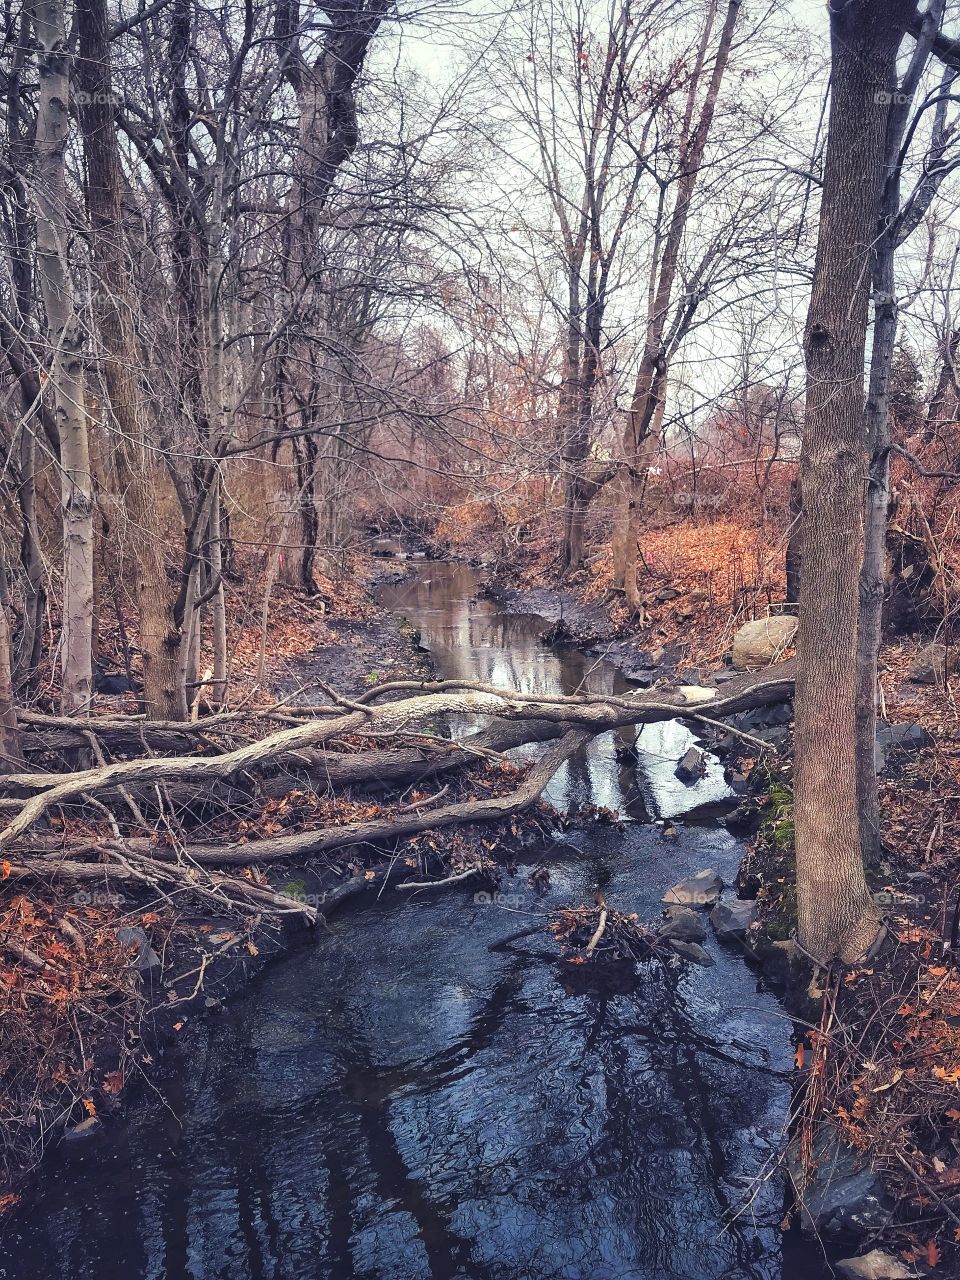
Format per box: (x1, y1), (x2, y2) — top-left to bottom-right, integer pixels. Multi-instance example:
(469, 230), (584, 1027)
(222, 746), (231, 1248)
(487, 581), (699, 684)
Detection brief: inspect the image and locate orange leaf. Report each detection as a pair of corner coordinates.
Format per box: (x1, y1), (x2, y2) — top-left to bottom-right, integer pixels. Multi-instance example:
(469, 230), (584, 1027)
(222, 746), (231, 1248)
(1, 860), (9, 880)
(794, 1043), (805, 1070)
(102, 1071), (123, 1095)
(927, 1239), (940, 1268)
(82, 1098), (96, 1117)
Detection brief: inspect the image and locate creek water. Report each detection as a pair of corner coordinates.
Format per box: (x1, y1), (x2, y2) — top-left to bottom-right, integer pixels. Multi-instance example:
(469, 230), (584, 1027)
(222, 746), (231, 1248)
(0, 560), (831, 1280)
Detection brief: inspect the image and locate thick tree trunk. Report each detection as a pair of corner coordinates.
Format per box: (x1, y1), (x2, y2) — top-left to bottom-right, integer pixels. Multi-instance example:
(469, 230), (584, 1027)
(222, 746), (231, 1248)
(31, 0), (95, 713)
(76, 0), (189, 719)
(793, 0), (914, 965)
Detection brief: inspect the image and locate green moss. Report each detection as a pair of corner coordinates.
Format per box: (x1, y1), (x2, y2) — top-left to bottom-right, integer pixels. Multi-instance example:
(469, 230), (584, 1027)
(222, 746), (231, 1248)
(755, 776), (798, 939)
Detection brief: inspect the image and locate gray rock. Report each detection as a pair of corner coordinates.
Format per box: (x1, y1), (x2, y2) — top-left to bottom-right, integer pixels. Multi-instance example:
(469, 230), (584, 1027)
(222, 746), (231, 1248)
(710, 899), (758, 940)
(835, 1249), (916, 1280)
(117, 926), (161, 973)
(874, 721), (934, 773)
(732, 701), (793, 732)
(708, 670), (737, 685)
(663, 870), (723, 907)
(657, 906), (708, 944)
(731, 616), (797, 670)
(754, 726), (791, 751)
(675, 746), (707, 784)
(908, 642), (958, 685)
(787, 1124), (891, 1238)
(666, 939), (714, 966)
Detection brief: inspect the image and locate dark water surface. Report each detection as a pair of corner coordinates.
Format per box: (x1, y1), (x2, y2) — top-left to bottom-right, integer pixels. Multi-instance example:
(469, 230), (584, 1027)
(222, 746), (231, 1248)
(0, 561), (831, 1280)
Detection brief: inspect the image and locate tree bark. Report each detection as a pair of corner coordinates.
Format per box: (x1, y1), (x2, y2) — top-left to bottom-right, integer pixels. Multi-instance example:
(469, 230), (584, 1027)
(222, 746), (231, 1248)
(30, 0), (95, 713)
(75, 0), (189, 719)
(794, 0), (914, 965)
(784, 473), (802, 614)
(0, 596), (23, 772)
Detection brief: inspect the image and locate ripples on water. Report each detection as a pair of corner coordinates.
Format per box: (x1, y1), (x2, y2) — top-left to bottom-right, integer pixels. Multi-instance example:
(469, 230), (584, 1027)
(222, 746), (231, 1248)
(0, 561), (831, 1280)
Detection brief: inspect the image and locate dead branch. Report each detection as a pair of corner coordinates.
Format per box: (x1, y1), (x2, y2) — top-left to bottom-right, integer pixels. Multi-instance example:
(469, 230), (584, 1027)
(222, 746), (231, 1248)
(0, 664), (795, 849)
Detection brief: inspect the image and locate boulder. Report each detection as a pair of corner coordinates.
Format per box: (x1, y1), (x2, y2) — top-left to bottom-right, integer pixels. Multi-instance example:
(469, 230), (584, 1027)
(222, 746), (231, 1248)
(117, 926), (161, 973)
(657, 906), (708, 944)
(710, 899), (758, 940)
(665, 939), (714, 966)
(675, 746), (707, 784)
(835, 1250), (916, 1280)
(730, 616), (798, 670)
(787, 1124), (891, 1238)
(874, 721), (934, 773)
(908, 642), (958, 685)
(663, 870), (723, 908)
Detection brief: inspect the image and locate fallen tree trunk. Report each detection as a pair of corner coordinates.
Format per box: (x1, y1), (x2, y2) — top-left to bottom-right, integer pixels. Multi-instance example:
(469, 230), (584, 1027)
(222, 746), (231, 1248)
(0, 663), (795, 844)
(138, 728), (593, 864)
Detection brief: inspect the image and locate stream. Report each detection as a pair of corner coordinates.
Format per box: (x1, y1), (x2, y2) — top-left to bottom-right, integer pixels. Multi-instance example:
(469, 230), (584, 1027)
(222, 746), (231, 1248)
(0, 560), (831, 1280)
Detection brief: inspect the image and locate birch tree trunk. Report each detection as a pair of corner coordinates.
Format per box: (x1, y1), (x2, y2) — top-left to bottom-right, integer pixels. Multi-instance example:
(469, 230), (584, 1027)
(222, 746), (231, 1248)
(793, 0), (914, 965)
(30, 0), (94, 714)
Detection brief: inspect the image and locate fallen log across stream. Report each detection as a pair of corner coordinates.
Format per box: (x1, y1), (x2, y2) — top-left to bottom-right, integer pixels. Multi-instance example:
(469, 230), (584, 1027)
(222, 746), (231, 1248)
(2, 662), (794, 908)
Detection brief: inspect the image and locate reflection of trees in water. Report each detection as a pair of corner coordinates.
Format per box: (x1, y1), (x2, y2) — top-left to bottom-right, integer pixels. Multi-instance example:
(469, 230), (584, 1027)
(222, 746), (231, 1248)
(15, 925), (785, 1280)
(166, 948), (782, 1279)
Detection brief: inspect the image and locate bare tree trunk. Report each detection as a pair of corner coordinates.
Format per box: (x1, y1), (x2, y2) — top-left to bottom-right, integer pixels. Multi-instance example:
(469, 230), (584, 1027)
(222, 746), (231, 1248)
(76, 0), (189, 719)
(0, 592), (23, 772)
(612, 0), (739, 609)
(13, 424), (45, 690)
(209, 480), (228, 705)
(794, 0), (914, 965)
(30, 0), (94, 713)
(925, 327), (959, 435)
(856, 5), (944, 869)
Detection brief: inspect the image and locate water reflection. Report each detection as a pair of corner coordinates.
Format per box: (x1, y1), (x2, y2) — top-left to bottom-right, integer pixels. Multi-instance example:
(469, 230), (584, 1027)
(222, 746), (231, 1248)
(0, 561), (828, 1280)
(377, 563), (732, 820)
